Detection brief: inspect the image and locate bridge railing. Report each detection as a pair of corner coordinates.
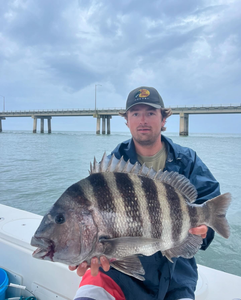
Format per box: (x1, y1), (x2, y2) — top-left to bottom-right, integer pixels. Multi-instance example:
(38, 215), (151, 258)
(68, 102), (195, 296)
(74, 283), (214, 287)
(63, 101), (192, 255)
(0, 104), (241, 115)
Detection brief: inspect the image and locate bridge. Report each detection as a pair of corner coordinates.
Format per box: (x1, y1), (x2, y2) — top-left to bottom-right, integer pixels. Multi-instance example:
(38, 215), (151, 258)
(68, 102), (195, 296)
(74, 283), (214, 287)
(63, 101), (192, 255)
(0, 104), (240, 136)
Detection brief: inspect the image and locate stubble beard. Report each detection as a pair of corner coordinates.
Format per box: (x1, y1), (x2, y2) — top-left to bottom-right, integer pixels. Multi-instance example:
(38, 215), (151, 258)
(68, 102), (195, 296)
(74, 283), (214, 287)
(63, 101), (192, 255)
(133, 131), (161, 147)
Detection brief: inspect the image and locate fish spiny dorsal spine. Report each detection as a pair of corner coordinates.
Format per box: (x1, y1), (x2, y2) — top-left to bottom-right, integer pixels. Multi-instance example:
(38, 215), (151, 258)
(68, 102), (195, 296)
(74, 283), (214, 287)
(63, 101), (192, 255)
(90, 154), (197, 201)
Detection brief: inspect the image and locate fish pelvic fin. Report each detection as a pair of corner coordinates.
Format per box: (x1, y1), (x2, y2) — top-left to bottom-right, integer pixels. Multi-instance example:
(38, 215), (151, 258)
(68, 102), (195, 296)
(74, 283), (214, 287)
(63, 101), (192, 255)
(205, 192), (232, 239)
(110, 255), (145, 281)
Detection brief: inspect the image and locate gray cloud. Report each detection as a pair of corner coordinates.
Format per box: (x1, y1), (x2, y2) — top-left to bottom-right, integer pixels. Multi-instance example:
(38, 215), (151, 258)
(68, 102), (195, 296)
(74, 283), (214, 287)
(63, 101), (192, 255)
(0, 0), (240, 132)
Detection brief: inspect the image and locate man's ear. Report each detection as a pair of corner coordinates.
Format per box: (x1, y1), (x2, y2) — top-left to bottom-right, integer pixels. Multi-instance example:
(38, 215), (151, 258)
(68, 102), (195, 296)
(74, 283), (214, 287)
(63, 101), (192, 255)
(161, 118), (166, 128)
(125, 114), (129, 128)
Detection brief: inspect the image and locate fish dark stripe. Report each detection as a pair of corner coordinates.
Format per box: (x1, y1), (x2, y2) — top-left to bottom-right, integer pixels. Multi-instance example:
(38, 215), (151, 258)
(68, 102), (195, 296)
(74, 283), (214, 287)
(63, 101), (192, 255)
(114, 173), (143, 237)
(140, 176), (162, 239)
(65, 183), (92, 206)
(187, 203), (199, 228)
(87, 173), (116, 234)
(164, 183), (183, 242)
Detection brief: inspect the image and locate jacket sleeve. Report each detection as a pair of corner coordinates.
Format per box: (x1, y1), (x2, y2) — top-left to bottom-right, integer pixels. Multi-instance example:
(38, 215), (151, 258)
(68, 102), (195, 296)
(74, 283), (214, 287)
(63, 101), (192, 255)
(166, 149), (221, 300)
(165, 258), (198, 300)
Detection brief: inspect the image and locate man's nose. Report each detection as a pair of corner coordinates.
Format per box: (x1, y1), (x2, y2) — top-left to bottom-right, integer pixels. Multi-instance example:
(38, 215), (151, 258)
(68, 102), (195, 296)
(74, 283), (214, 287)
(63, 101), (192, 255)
(140, 113), (147, 123)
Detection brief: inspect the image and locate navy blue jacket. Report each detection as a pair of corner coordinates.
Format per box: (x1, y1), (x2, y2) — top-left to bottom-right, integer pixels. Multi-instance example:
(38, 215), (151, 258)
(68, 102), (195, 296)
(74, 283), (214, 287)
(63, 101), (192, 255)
(103, 135), (220, 300)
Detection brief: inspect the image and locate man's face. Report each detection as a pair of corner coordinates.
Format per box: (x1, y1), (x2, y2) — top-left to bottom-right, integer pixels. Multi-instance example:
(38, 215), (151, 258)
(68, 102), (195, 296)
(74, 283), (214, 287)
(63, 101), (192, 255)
(126, 104), (165, 146)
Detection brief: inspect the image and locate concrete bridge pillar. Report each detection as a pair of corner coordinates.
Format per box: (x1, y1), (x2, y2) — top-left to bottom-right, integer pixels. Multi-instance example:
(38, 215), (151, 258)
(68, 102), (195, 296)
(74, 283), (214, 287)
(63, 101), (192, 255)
(179, 113), (189, 136)
(47, 117), (52, 134)
(0, 117), (5, 132)
(40, 118), (44, 133)
(33, 116), (52, 133)
(107, 116), (111, 134)
(95, 115), (111, 134)
(33, 117), (37, 133)
(0, 118), (3, 132)
(96, 117), (100, 134)
(102, 117), (106, 134)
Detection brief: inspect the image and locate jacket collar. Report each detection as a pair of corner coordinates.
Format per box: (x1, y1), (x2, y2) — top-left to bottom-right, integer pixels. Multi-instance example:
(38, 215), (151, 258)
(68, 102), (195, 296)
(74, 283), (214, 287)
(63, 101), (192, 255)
(122, 134), (180, 164)
(124, 138), (138, 164)
(161, 135), (175, 162)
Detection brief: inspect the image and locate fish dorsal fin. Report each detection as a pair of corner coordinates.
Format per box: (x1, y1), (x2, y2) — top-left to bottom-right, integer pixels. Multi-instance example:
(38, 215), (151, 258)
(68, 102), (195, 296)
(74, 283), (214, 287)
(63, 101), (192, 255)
(90, 153), (138, 174)
(89, 153), (197, 202)
(90, 157), (99, 173)
(89, 153), (155, 177)
(156, 171), (197, 203)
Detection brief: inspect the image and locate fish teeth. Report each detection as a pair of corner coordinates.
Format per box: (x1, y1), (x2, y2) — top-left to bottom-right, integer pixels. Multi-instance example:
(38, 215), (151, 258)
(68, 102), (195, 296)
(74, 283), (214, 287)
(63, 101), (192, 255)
(32, 247), (49, 258)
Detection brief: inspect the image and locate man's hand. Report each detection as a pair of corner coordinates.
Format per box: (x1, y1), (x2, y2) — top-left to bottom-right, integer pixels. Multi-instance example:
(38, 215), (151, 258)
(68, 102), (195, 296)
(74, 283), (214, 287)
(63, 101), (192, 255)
(68, 256), (110, 277)
(189, 225), (208, 239)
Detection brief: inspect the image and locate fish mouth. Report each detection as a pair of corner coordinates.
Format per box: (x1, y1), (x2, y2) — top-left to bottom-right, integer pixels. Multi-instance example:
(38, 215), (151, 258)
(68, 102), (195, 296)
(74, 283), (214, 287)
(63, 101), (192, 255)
(31, 237), (55, 261)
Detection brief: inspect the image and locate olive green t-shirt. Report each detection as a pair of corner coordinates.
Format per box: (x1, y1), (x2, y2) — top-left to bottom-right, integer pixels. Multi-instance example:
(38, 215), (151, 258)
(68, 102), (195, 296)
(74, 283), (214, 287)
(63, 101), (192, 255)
(137, 142), (167, 172)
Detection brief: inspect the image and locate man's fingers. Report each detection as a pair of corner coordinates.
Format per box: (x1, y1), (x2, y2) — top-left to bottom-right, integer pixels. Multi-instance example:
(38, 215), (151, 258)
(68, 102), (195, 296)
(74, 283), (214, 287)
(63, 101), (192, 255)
(76, 262), (88, 277)
(90, 257), (99, 276)
(68, 265), (78, 271)
(69, 256), (110, 277)
(90, 256), (110, 275)
(189, 225), (208, 239)
(100, 256), (110, 272)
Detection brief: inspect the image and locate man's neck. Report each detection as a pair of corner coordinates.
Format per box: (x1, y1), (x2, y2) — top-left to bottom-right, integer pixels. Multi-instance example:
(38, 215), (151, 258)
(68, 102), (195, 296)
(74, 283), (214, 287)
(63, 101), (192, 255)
(134, 136), (163, 157)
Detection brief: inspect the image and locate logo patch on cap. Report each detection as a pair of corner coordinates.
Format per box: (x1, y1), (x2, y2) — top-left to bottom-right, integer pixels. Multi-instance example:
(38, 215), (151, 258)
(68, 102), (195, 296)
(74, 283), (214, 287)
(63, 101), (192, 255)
(134, 89), (150, 99)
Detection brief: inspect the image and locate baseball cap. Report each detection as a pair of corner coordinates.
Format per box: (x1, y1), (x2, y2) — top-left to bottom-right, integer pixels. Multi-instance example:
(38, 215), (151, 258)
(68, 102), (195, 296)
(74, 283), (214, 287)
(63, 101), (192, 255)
(125, 86), (165, 112)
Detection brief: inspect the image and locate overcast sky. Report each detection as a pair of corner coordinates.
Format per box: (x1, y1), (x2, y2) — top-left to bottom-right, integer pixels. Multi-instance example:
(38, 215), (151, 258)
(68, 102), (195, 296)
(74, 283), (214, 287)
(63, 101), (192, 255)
(1, 0), (241, 134)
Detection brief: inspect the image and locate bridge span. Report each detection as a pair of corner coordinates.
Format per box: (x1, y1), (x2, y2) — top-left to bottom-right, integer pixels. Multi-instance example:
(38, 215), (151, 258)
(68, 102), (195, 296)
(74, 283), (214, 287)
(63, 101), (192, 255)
(0, 104), (240, 136)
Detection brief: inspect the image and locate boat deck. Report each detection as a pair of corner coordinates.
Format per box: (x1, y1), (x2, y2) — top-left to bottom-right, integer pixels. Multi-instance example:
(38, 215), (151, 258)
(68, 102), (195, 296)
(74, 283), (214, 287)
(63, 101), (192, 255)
(0, 204), (240, 300)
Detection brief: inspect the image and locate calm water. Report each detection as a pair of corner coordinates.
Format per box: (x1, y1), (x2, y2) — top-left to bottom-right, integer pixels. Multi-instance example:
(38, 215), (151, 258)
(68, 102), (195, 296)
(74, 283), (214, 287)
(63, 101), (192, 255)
(0, 130), (240, 277)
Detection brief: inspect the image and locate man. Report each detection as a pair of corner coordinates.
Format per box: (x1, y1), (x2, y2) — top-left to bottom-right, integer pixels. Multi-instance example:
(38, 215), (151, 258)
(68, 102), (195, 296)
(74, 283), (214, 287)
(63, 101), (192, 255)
(71, 86), (220, 300)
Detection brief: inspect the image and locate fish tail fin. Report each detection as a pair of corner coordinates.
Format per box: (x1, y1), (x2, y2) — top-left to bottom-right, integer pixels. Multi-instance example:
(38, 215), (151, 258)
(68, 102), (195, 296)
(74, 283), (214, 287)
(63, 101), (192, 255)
(206, 192), (232, 238)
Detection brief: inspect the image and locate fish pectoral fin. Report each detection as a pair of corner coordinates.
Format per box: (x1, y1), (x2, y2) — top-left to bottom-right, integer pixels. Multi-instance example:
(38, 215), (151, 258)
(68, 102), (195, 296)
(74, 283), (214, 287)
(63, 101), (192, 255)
(162, 233), (203, 261)
(110, 255), (145, 281)
(100, 236), (160, 256)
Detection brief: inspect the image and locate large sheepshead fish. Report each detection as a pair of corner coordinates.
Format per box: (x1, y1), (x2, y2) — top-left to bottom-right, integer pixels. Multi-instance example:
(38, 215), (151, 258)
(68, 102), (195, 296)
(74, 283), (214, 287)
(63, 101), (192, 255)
(31, 153), (231, 280)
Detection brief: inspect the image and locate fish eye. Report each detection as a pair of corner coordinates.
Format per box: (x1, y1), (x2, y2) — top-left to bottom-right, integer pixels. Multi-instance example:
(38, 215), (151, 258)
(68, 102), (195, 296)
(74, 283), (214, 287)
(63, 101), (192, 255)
(55, 213), (65, 224)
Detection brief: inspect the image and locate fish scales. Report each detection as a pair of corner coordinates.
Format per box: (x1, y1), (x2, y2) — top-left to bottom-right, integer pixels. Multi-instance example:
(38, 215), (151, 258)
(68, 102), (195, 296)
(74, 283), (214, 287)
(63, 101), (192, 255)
(178, 194), (192, 242)
(78, 177), (96, 205)
(154, 180), (173, 249)
(87, 173), (117, 237)
(127, 174), (153, 237)
(65, 182), (92, 207)
(114, 173), (143, 237)
(164, 183), (184, 243)
(187, 205), (199, 228)
(139, 176), (162, 239)
(101, 172), (130, 236)
(82, 172), (187, 246)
